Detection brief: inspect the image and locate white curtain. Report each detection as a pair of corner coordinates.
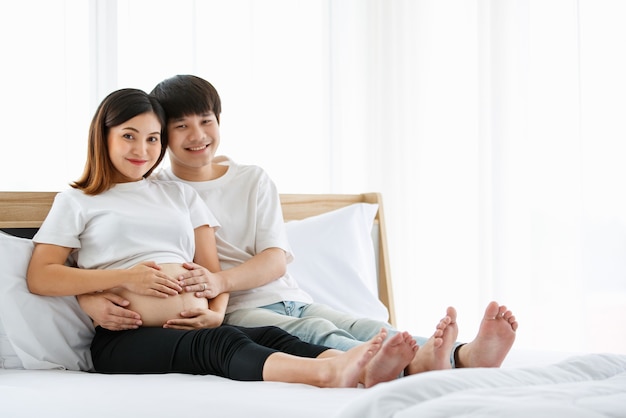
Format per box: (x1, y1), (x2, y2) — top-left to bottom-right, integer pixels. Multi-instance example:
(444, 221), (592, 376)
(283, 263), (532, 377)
(0, 0), (91, 190)
(330, 0), (626, 353)
(1, 0), (624, 353)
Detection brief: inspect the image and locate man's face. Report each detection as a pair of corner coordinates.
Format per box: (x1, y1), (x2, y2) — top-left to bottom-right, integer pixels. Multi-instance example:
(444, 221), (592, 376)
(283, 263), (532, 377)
(166, 111), (221, 172)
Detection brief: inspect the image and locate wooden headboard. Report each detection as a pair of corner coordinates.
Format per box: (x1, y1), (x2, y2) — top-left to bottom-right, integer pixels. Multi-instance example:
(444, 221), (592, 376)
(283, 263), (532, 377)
(0, 191), (395, 325)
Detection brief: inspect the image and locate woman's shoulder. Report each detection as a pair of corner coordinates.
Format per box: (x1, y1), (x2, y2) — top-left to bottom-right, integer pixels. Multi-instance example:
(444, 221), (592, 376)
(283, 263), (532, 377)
(44, 188), (92, 222)
(147, 176), (185, 190)
(54, 187), (89, 204)
(147, 177), (198, 199)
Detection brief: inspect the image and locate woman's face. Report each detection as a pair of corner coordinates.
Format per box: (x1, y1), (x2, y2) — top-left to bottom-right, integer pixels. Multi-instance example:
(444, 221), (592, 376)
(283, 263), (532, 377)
(107, 112), (163, 183)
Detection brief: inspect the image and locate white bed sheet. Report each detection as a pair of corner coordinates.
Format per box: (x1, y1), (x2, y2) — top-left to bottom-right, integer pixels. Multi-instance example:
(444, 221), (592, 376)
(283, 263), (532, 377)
(336, 352), (626, 418)
(2, 350), (624, 418)
(0, 368), (362, 418)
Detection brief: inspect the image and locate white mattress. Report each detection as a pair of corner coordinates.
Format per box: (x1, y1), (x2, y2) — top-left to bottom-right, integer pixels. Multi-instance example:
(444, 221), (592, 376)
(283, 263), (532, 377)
(2, 350), (624, 418)
(0, 368), (362, 418)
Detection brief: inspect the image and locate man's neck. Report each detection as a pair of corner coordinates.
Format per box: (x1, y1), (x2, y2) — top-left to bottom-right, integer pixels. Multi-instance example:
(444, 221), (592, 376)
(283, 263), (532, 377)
(171, 163), (227, 182)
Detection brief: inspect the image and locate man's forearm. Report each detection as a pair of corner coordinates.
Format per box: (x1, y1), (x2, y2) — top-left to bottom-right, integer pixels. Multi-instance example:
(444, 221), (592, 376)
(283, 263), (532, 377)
(220, 247), (287, 292)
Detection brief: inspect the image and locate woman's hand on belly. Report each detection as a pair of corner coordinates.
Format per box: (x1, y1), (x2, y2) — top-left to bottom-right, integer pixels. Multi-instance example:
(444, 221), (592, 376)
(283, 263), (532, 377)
(124, 261), (182, 297)
(114, 263), (209, 327)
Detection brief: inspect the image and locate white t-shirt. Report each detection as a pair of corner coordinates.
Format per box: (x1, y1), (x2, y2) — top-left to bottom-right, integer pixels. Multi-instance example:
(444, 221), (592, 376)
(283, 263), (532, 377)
(33, 179), (219, 270)
(156, 160), (313, 312)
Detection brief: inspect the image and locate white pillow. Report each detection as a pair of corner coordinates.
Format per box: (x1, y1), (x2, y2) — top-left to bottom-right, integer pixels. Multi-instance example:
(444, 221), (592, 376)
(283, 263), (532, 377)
(0, 232), (94, 370)
(0, 315), (23, 369)
(0, 232), (27, 370)
(285, 203), (390, 322)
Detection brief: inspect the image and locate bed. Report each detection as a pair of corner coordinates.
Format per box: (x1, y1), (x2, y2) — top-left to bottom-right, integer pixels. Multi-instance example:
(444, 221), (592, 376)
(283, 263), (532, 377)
(1, 191), (625, 418)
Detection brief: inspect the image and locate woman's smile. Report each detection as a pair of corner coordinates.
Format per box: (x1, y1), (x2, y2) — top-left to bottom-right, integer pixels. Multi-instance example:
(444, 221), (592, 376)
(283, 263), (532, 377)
(127, 158), (148, 166)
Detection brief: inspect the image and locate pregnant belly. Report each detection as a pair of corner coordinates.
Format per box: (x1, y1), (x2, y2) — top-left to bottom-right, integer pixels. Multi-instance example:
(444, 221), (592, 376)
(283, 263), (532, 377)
(114, 263), (209, 327)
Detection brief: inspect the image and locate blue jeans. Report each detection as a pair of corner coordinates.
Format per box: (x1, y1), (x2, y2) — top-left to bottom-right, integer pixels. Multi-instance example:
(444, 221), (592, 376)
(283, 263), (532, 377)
(225, 301), (462, 366)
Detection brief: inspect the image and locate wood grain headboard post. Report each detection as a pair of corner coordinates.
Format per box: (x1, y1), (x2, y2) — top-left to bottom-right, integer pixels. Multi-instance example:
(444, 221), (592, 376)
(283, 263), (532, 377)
(0, 192), (56, 228)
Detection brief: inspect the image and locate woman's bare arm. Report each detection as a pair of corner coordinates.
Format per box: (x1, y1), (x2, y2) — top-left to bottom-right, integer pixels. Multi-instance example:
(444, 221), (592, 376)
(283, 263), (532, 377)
(162, 225), (228, 330)
(27, 243), (182, 297)
(193, 225), (229, 316)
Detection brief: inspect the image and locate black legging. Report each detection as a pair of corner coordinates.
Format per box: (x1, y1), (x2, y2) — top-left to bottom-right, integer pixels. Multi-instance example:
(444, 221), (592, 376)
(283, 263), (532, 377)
(91, 325), (329, 381)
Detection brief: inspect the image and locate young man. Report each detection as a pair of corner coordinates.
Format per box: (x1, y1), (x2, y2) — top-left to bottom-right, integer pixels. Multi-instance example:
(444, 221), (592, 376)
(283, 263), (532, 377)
(79, 75), (518, 378)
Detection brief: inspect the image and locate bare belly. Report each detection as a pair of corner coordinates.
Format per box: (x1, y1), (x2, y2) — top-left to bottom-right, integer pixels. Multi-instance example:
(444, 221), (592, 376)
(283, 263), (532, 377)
(114, 263), (209, 327)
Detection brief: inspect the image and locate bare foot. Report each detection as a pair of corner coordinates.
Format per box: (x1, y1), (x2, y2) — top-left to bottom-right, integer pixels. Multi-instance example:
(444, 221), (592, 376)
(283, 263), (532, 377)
(405, 307), (458, 375)
(321, 328), (386, 388)
(456, 301), (517, 368)
(363, 330), (418, 387)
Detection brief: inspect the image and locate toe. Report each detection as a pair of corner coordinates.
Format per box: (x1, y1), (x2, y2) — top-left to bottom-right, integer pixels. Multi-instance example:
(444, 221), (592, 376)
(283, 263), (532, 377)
(484, 301), (500, 319)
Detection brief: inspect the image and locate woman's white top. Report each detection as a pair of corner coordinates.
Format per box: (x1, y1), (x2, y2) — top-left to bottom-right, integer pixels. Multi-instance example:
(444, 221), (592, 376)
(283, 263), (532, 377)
(33, 179), (219, 270)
